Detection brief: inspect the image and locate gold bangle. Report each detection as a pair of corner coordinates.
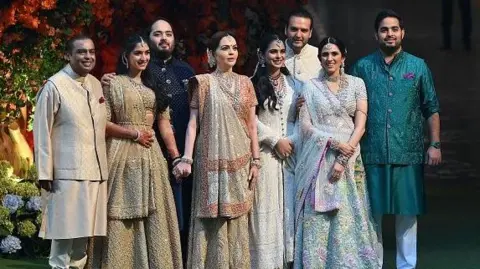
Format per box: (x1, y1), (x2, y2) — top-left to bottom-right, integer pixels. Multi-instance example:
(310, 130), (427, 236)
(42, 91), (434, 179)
(251, 159), (262, 169)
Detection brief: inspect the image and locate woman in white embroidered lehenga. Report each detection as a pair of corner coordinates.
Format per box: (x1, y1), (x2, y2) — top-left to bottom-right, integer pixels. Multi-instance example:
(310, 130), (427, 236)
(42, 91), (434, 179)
(249, 34), (300, 268)
(293, 37), (379, 268)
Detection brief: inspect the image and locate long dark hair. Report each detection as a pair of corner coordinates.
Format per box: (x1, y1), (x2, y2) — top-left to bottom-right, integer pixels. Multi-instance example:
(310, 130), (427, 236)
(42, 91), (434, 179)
(116, 34), (169, 113)
(251, 34), (290, 112)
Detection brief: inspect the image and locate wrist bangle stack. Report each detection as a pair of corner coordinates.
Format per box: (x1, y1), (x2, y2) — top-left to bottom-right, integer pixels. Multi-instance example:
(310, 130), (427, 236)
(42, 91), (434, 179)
(336, 155), (349, 167)
(181, 156), (193, 165)
(133, 130), (140, 142)
(172, 156), (182, 166)
(251, 158), (262, 169)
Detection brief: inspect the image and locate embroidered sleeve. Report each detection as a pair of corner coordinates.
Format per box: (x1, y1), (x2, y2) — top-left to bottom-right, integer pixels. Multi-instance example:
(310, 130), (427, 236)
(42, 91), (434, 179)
(188, 76), (201, 109)
(354, 77), (368, 100)
(103, 81), (114, 122)
(244, 76), (258, 107)
(159, 106), (171, 120)
(257, 118), (282, 150)
(188, 75), (208, 109)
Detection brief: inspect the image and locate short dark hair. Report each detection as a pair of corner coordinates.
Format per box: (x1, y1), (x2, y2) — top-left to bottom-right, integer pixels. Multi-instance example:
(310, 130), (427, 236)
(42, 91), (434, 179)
(374, 9), (404, 31)
(65, 34), (92, 54)
(287, 8), (313, 29)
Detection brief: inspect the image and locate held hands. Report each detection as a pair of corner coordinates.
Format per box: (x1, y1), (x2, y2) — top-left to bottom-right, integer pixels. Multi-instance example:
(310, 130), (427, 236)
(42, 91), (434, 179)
(275, 138), (294, 159)
(329, 162), (345, 183)
(173, 162), (192, 179)
(426, 147), (442, 166)
(337, 142), (356, 158)
(101, 72), (116, 87)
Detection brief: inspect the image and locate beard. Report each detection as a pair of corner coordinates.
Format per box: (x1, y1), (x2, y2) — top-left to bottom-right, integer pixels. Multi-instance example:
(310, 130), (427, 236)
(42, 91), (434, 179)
(149, 40), (174, 60)
(155, 49), (172, 60)
(380, 41), (402, 56)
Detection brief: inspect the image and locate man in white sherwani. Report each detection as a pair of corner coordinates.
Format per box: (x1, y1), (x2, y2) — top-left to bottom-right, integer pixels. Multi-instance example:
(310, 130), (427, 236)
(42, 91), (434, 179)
(282, 8), (323, 265)
(284, 8), (322, 82)
(34, 35), (108, 269)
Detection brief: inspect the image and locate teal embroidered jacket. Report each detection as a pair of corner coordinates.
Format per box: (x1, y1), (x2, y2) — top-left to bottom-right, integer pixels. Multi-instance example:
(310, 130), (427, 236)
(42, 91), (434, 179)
(350, 50), (440, 165)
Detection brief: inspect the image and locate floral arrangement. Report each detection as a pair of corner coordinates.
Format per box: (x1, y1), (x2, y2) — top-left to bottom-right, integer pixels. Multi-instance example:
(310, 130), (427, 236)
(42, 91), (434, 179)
(0, 160), (48, 257)
(1, 0), (307, 131)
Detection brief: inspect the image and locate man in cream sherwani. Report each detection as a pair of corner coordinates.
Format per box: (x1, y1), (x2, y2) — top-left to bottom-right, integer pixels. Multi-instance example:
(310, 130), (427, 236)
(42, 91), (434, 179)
(34, 34), (108, 269)
(284, 8), (322, 82)
(282, 8), (323, 266)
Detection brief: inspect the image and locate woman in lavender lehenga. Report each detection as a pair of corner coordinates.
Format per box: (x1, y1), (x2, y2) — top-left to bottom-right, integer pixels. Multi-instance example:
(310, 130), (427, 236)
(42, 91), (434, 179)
(293, 37), (379, 268)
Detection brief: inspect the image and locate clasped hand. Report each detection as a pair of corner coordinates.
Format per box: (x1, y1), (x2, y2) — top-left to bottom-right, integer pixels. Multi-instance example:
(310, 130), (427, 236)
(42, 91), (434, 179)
(275, 138), (294, 159)
(136, 130), (155, 148)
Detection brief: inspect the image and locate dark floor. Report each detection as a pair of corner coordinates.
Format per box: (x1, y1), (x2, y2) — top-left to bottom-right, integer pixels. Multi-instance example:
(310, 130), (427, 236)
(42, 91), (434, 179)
(310, 0), (480, 268)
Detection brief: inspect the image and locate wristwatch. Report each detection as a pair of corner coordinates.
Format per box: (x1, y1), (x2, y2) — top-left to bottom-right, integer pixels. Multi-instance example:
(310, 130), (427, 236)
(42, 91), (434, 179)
(430, 141), (441, 149)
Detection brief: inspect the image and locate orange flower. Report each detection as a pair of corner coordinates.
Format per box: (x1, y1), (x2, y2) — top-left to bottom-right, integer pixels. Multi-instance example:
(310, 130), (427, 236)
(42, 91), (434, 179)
(41, 0), (57, 10)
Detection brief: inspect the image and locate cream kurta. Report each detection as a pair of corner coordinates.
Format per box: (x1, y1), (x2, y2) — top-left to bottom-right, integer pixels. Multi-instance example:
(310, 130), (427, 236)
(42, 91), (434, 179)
(34, 65), (108, 239)
(285, 42), (322, 82)
(250, 74), (297, 268)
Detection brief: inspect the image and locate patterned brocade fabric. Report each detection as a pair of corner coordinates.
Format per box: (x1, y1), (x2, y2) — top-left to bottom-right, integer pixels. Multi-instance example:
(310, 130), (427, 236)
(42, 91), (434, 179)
(350, 50), (440, 165)
(187, 73), (257, 269)
(88, 75), (182, 269)
(293, 75), (379, 268)
(188, 73), (257, 218)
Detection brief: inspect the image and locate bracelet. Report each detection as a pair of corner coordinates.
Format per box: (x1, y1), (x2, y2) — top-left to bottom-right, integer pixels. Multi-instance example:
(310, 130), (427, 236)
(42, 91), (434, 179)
(172, 157), (182, 167)
(181, 156), (193, 165)
(330, 139), (340, 151)
(430, 141), (441, 149)
(336, 154), (349, 167)
(133, 130), (140, 142)
(251, 159), (262, 169)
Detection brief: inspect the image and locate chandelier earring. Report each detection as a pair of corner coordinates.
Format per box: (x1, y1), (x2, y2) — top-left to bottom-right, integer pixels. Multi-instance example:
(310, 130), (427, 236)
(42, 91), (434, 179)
(122, 53), (129, 69)
(256, 49), (265, 68)
(207, 48), (216, 68)
(340, 62), (345, 75)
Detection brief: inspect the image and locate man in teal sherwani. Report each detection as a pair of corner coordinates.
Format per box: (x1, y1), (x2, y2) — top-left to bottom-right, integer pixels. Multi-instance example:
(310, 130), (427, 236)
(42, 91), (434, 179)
(350, 10), (442, 269)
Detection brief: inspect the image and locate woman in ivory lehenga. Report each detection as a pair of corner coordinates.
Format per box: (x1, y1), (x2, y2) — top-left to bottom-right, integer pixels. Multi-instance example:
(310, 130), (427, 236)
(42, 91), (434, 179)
(89, 34), (182, 268)
(174, 31), (261, 269)
(249, 34), (299, 268)
(293, 37), (379, 268)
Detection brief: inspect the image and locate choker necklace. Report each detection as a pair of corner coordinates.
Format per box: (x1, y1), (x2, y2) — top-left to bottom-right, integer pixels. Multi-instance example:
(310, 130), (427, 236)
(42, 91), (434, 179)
(269, 73), (282, 86)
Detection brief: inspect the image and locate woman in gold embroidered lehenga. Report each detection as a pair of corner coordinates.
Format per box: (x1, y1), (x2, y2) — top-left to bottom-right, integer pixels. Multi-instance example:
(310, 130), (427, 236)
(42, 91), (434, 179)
(89, 34), (182, 268)
(174, 31), (261, 269)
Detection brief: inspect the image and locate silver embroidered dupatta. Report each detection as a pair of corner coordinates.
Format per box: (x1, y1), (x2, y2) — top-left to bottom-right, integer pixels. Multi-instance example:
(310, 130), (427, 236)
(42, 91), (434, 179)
(294, 78), (360, 222)
(192, 74), (255, 218)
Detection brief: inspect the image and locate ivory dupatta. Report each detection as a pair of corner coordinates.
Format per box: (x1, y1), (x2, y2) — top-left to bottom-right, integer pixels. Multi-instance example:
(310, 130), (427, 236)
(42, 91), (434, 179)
(294, 78), (360, 222)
